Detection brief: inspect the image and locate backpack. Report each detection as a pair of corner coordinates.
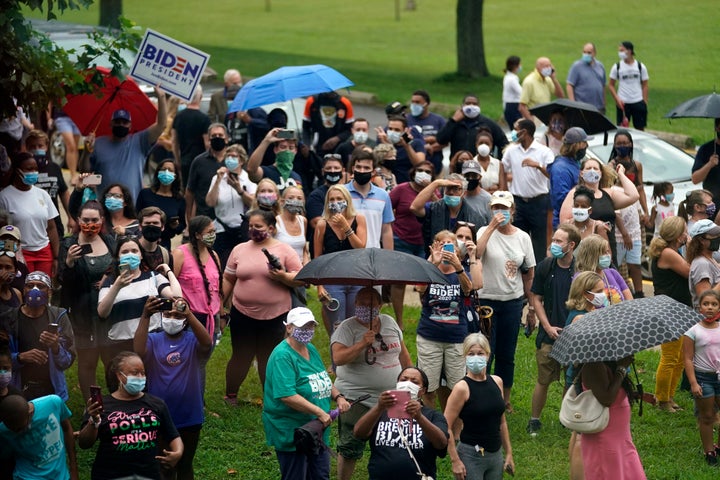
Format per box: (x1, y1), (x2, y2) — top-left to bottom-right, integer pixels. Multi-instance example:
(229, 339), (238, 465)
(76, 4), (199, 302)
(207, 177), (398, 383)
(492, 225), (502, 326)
(615, 61), (643, 83)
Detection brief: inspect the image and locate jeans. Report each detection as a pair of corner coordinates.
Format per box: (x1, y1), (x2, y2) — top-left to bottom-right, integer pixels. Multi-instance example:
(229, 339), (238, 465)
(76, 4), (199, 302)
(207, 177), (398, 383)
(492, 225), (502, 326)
(276, 449), (330, 480)
(324, 284), (362, 330)
(513, 194), (549, 264)
(483, 297), (523, 389)
(393, 235), (426, 258)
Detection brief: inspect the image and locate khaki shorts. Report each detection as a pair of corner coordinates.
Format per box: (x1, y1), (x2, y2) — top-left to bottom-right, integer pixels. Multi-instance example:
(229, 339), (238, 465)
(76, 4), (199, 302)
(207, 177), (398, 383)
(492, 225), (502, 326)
(536, 342), (561, 385)
(337, 403), (371, 460)
(416, 334), (465, 392)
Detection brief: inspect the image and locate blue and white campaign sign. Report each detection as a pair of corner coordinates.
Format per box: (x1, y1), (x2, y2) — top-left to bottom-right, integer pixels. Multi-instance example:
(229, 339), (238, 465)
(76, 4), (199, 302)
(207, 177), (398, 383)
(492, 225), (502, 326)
(130, 29), (210, 102)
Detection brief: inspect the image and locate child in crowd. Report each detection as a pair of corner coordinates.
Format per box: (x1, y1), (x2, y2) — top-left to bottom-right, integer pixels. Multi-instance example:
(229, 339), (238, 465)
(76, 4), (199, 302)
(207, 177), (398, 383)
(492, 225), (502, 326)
(648, 182), (675, 237)
(569, 186), (608, 242)
(614, 195), (644, 298)
(683, 289), (720, 466)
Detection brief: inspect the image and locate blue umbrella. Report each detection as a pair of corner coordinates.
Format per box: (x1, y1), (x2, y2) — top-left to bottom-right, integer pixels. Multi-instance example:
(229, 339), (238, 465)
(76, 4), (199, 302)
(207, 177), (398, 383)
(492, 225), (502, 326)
(228, 64), (354, 112)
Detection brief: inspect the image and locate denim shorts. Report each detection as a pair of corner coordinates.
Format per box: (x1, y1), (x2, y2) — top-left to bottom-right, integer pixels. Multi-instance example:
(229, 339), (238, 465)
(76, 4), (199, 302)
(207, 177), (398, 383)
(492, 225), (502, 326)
(616, 239), (642, 265)
(695, 371), (720, 398)
(54, 116), (81, 135)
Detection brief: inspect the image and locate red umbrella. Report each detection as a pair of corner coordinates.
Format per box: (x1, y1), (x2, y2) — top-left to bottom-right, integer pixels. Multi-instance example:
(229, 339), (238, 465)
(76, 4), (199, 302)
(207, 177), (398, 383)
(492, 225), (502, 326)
(63, 66), (157, 137)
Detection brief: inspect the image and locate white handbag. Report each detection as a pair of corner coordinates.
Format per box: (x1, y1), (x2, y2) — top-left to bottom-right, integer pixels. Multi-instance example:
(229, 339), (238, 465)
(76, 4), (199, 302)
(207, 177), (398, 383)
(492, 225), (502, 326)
(559, 384), (609, 433)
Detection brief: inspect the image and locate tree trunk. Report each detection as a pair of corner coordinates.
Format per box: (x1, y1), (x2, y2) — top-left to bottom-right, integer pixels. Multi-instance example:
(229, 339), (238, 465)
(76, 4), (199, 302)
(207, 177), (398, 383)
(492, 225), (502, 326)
(99, 0), (122, 28)
(456, 0), (488, 78)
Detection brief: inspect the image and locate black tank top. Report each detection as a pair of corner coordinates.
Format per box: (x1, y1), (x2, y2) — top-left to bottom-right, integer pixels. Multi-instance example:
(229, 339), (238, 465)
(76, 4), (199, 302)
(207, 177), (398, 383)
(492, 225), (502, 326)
(590, 189), (616, 224)
(458, 375), (505, 452)
(651, 255), (692, 306)
(322, 218), (358, 254)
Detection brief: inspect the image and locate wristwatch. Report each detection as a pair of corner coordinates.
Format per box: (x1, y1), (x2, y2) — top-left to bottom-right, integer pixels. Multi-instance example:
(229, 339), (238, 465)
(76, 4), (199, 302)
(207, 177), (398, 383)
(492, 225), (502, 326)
(332, 393), (345, 402)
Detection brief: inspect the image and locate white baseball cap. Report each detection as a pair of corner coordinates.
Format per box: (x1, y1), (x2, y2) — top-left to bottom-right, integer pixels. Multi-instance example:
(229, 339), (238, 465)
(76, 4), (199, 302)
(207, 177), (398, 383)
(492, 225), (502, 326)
(284, 307), (318, 327)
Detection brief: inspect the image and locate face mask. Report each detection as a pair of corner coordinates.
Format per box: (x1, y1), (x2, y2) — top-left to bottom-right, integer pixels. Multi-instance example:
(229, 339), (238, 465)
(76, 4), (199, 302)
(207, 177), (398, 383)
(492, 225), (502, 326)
(353, 171), (372, 186)
(328, 200), (348, 214)
(540, 67), (553, 77)
(353, 131), (368, 144)
(396, 380), (421, 400)
(386, 131), (402, 144)
(550, 119), (566, 133)
(709, 238), (720, 252)
(582, 53), (593, 63)
(707, 203), (717, 218)
(324, 172), (341, 185)
(33, 149), (47, 158)
(21, 171), (39, 186)
(120, 372), (146, 395)
(224, 156), (239, 172)
(615, 146), (631, 158)
(80, 222), (101, 235)
(157, 169), (176, 185)
(291, 327), (315, 344)
(462, 105), (481, 119)
(0, 370), (11, 389)
(498, 209), (511, 226)
(82, 187), (97, 204)
(466, 355), (487, 374)
(575, 148), (587, 162)
(112, 125), (130, 138)
(582, 169), (602, 184)
(598, 254), (612, 269)
(355, 305), (379, 325)
(257, 193), (278, 208)
(664, 193), (675, 203)
(210, 137), (227, 152)
(572, 207), (590, 222)
(162, 317), (185, 336)
(510, 130), (519, 143)
(457, 240), (467, 259)
(141, 225), (162, 243)
(119, 252), (141, 271)
(476, 144), (491, 157)
(275, 150), (295, 179)
(202, 232), (216, 247)
(550, 243), (567, 259)
(443, 195), (462, 208)
(466, 178), (480, 191)
(104, 197), (124, 212)
(33, 150), (48, 168)
(618, 51), (628, 61)
(249, 228), (269, 243)
(284, 199), (305, 215)
(177, 104), (187, 112)
(410, 103), (424, 117)
(25, 286), (48, 307)
(587, 291), (608, 308)
(414, 171), (431, 185)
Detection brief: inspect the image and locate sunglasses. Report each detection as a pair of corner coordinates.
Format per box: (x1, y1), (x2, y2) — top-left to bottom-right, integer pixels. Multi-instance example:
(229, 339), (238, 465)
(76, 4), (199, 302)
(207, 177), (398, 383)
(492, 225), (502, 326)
(456, 221), (476, 228)
(0, 250), (16, 258)
(324, 153), (342, 160)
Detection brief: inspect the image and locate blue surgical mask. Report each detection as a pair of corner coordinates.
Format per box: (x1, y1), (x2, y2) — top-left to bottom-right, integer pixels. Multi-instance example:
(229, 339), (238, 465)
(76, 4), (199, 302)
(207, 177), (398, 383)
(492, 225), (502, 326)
(510, 130), (519, 143)
(157, 170), (176, 185)
(550, 243), (567, 259)
(224, 156), (239, 172)
(664, 193), (675, 203)
(466, 355), (487, 374)
(410, 103), (424, 117)
(118, 253), (141, 271)
(443, 195), (462, 208)
(120, 372), (146, 395)
(387, 131), (402, 144)
(598, 254), (612, 269)
(582, 53), (593, 63)
(499, 209), (511, 226)
(21, 171), (39, 186)
(104, 197), (124, 212)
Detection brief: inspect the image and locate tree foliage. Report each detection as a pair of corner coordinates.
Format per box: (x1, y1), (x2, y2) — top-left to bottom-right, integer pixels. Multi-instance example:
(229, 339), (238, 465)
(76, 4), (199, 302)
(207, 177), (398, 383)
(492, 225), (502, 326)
(0, 0), (139, 118)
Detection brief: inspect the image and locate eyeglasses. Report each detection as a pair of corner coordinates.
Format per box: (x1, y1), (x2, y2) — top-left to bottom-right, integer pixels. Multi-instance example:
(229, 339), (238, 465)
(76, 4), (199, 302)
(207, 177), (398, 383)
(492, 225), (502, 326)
(105, 193), (123, 199)
(456, 221), (475, 228)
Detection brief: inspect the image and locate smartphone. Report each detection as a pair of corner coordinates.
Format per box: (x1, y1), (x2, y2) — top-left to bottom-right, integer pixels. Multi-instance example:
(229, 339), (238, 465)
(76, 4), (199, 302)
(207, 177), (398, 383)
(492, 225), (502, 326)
(118, 263), (131, 274)
(276, 129), (295, 139)
(442, 243), (454, 264)
(82, 174), (102, 186)
(90, 385), (103, 409)
(47, 323), (59, 334)
(158, 298), (174, 311)
(401, 132), (412, 143)
(387, 390), (411, 419)
(78, 244), (93, 255)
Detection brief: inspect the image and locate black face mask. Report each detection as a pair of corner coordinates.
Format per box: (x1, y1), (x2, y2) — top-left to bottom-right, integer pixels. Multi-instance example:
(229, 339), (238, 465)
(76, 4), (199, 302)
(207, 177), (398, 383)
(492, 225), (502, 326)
(382, 159), (397, 170)
(210, 137), (227, 152)
(112, 125), (130, 138)
(466, 178), (480, 191)
(709, 237), (720, 252)
(324, 172), (341, 185)
(141, 225), (163, 243)
(353, 171), (372, 186)
(455, 162), (464, 174)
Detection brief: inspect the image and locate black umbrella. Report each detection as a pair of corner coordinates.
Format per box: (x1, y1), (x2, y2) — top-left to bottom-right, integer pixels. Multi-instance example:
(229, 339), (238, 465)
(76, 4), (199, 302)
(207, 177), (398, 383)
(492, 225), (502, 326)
(530, 98), (616, 135)
(295, 248), (449, 286)
(664, 92), (720, 119)
(549, 295), (702, 366)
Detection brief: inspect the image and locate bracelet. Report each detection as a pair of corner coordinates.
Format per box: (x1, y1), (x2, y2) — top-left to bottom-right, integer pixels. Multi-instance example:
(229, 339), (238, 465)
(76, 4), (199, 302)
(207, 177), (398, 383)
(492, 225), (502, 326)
(527, 306), (535, 311)
(333, 393), (345, 401)
(344, 228), (354, 238)
(468, 262), (476, 265)
(455, 268), (465, 275)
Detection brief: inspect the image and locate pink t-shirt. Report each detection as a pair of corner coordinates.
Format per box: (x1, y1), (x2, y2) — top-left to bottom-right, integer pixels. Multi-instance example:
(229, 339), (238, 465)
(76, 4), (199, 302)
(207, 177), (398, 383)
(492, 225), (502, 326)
(176, 243), (221, 319)
(225, 240), (302, 320)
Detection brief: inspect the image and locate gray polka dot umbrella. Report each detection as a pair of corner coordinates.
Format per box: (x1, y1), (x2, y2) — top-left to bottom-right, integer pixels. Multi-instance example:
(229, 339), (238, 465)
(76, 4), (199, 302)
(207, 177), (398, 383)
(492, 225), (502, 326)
(550, 295), (703, 366)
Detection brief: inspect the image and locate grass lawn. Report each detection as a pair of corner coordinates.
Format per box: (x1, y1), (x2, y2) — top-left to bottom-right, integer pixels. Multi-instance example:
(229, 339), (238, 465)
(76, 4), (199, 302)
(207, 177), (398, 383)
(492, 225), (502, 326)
(26, 0), (718, 144)
(63, 289), (717, 479)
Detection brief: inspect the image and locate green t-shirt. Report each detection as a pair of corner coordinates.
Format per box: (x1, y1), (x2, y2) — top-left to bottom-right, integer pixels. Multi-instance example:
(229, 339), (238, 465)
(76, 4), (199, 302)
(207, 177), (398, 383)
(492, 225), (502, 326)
(263, 340), (333, 451)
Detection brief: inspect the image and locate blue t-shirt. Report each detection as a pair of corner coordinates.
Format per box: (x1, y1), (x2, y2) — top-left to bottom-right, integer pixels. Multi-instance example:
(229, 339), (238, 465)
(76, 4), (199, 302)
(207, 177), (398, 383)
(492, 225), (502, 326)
(417, 272), (469, 343)
(0, 394), (72, 480)
(407, 112), (447, 173)
(91, 130), (151, 200)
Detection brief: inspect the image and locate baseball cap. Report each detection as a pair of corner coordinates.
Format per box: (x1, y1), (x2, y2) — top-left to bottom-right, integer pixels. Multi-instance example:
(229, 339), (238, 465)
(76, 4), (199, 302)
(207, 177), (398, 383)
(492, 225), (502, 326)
(689, 219), (720, 238)
(0, 225), (21, 241)
(111, 109), (132, 122)
(490, 191), (514, 208)
(385, 102), (406, 116)
(284, 307), (318, 327)
(563, 127), (593, 144)
(462, 160), (483, 175)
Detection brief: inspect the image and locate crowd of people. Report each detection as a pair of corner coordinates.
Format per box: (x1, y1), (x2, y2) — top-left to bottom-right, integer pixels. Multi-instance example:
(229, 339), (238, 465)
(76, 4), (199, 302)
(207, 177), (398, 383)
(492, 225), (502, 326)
(0, 38), (720, 479)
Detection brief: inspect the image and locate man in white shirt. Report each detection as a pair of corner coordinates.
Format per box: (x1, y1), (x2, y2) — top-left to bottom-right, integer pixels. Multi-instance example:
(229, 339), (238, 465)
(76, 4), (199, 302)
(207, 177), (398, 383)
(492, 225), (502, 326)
(608, 41), (649, 130)
(502, 119), (555, 262)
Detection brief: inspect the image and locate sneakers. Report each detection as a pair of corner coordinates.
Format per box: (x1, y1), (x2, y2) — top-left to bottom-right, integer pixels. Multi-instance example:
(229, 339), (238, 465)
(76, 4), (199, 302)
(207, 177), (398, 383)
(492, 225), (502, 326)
(526, 419), (542, 436)
(706, 451), (718, 466)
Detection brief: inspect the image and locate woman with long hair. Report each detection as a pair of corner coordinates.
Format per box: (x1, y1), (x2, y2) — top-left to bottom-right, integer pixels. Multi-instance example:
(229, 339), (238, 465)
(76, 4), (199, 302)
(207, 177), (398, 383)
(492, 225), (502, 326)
(102, 183), (139, 239)
(251, 178), (282, 216)
(608, 130), (649, 225)
(448, 150), (474, 176)
(575, 233), (633, 304)
(136, 159), (186, 250)
(276, 186), (309, 265)
(687, 219), (720, 306)
(678, 189), (714, 232)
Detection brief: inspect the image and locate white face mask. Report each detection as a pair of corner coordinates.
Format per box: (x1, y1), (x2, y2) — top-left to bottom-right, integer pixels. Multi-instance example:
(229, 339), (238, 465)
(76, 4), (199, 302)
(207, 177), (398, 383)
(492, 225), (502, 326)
(587, 291), (608, 308)
(618, 51), (628, 61)
(414, 171), (431, 185)
(353, 131), (368, 144)
(387, 130), (402, 144)
(462, 105), (481, 119)
(572, 207), (590, 222)
(162, 317), (185, 336)
(476, 144), (491, 157)
(541, 67), (553, 77)
(396, 380), (421, 401)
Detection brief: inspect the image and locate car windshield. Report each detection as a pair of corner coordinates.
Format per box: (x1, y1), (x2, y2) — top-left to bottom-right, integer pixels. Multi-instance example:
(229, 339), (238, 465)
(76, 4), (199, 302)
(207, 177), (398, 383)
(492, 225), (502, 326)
(48, 36), (135, 70)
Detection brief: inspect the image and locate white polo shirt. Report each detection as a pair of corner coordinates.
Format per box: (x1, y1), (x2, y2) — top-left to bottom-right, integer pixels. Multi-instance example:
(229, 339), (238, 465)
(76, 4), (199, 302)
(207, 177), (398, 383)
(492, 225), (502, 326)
(501, 140), (554, 198)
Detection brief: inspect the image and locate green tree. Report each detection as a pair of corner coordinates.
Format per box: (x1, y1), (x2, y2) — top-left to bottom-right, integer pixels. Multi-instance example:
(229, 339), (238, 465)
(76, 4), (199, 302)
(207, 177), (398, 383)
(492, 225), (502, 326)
(456, 0), (488, 78)
(0, 0), (139, 118)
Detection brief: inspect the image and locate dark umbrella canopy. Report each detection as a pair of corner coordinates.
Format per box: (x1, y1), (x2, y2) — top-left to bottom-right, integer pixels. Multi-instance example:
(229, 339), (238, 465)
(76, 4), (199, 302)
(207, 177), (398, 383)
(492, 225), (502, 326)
(295, 248), (448, 286)
(664, 92), (720, 119)
(550, 295), (702, 366)
(530, 98), (615, 135)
